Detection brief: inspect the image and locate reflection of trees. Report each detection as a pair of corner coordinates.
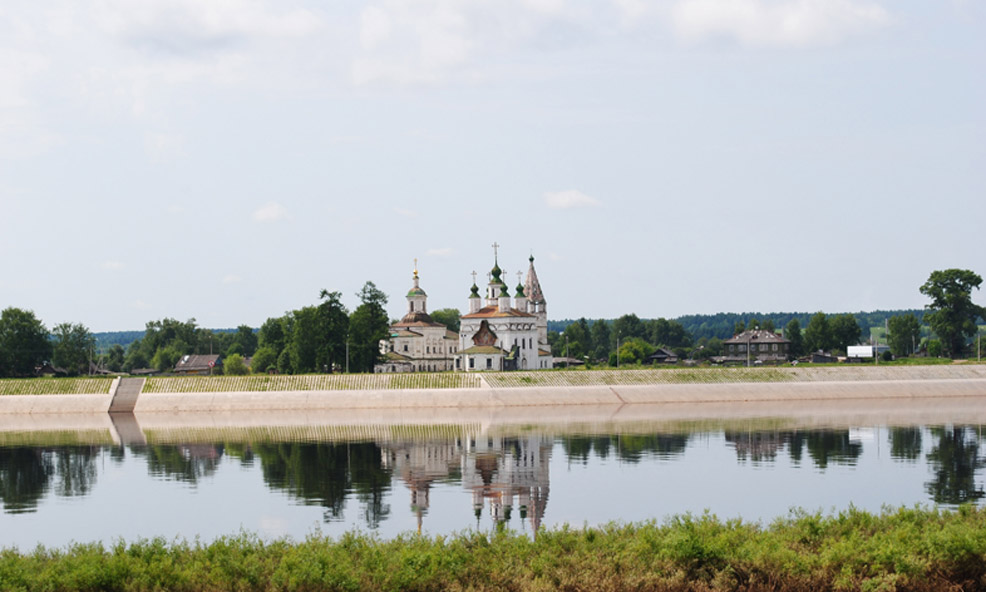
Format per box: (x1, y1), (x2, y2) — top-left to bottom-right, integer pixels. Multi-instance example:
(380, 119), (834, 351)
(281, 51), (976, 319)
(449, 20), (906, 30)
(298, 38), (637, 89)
(53, 447), (98, 497)
(925, 426), (985, 505)
(889, 427), (923, 462)
(0, 448), (51, 513)
(804, 431), (862, 469)
(130, 444), (224, 484)
(560, 434), (688, 464)
(255, 442), (392, 525)
(0, 447), (101, 514)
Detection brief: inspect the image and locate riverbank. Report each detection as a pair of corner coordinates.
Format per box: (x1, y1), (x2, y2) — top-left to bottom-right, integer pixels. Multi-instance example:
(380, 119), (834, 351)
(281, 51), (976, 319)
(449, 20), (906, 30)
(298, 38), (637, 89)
(1, 506), (983, 591)
(1, 365), (985, 414)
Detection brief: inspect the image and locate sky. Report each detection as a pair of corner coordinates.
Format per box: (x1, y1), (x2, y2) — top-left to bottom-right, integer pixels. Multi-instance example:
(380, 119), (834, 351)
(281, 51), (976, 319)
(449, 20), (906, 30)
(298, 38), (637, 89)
(1, 0), (983, 332)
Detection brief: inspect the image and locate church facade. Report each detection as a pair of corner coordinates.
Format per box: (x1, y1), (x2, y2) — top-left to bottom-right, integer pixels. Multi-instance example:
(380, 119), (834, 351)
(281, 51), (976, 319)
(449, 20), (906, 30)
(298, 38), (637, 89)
(456, 250), (553, 372)
(375, 267), (459, 373)
(376, 247), (552, 373)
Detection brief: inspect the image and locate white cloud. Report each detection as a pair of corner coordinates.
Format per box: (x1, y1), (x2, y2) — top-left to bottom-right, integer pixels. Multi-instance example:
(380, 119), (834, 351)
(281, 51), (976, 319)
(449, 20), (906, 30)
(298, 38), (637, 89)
(143, 131), (185, 162)
(670, 0), (889, 47)
(427, 248), (454, 257)
(132, 299), (152, 311)
(394, 207), (419, 218)
(253, 201), (289, 222)
(544, 189), (601, 209)
(101, 261), (125, 271)
(222, 274), (243, 284)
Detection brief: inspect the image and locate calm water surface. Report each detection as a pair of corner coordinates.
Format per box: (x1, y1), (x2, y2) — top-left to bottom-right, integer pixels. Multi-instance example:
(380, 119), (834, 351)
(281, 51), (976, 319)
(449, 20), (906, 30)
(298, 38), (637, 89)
(1, 417), (984, 550)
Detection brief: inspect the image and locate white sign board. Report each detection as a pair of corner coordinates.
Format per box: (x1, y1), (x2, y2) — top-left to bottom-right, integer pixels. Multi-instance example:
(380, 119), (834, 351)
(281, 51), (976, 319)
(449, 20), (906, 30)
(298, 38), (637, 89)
(847, 345), (874, 358)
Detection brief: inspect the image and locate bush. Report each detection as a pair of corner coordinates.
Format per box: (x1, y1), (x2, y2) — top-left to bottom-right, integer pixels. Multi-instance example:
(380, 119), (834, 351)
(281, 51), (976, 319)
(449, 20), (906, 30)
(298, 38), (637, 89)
(881, 350), (894, 362)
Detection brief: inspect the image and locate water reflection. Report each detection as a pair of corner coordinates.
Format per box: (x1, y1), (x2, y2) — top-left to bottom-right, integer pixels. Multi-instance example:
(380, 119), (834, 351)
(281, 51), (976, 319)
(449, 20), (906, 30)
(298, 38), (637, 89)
(254, 443), (392, 525)
(1, 423), (984, 538)
(926, 427), (985, 505)
(383, 434), (552, 533)
(0, 447), (100, 514)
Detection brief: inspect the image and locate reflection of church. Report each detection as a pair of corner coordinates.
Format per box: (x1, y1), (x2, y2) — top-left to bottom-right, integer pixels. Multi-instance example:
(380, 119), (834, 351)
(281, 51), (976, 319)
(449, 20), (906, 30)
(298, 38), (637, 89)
(381, 432), (552, 534)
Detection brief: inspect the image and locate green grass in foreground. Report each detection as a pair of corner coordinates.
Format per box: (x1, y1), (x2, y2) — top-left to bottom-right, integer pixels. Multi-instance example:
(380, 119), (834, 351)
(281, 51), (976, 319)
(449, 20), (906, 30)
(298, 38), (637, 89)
(1, 506), (984, 591)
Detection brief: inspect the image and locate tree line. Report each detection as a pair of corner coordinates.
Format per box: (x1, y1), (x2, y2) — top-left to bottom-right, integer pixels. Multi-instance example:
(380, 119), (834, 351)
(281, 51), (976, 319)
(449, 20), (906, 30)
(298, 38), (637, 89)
(1, 268), (983, 378)
(0, 282), (391, 378)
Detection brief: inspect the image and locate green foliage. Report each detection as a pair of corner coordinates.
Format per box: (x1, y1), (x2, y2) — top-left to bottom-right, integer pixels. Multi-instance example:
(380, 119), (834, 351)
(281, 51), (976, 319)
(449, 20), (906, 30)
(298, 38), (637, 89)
(920, 268), (985, 358)
(258, 316), (289, 357)
(429, 308), (461, 333)
(251, 347), (277, 374)
(928, 339), (943, 358)
(51, 322), (95, 376)
(223, 353), (249, 376)
(104, 344), (125, 372)
(228, 325), (258, 358)
(347, 282), (390, 373)
(785, 318), (804, 358)
(0, 307), (51, 377)
(830, 313), (862, 353)
(610, 337), (655, 366)
(804, 312), (834, 353)
(881, 349), (893, 362)
(888, 314), (921, 357)
(589, 320), (610, 361)
(1, 507), (985, 592)
(150, 345), (182, 372)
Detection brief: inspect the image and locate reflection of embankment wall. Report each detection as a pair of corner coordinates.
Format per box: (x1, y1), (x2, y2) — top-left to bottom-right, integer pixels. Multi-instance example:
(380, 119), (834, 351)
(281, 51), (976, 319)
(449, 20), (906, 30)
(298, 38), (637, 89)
(1, 365), (986, 414)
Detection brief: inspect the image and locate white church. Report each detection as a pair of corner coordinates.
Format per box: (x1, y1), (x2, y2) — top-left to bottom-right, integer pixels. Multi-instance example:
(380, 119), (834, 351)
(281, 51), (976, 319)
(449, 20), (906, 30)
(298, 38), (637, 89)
(375, 246), (552, 373)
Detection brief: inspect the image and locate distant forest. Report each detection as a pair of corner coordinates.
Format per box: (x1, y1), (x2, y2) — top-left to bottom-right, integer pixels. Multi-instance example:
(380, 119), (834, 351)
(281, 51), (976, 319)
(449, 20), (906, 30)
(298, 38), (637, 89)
(548, 310), (927, 341)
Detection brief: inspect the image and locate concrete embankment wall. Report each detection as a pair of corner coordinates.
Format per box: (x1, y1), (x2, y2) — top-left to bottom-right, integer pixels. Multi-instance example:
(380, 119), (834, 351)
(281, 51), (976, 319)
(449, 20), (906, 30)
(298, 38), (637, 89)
(3, 365), (986, 414)
(130, 378), (986, 412)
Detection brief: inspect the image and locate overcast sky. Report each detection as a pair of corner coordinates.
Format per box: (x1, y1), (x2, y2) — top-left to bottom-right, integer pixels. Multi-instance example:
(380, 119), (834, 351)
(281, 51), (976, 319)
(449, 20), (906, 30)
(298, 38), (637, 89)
(1, 1), (983, 331)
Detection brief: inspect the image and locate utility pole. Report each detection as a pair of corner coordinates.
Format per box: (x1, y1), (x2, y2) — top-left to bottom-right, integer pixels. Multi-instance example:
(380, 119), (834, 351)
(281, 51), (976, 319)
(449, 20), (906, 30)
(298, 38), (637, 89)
(346, 340), (350, 374)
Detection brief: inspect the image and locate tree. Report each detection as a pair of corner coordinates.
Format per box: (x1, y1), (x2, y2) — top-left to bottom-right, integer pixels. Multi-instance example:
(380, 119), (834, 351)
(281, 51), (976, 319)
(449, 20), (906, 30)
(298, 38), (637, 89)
(887, 314), (921, 357)
(316, 290), (350, 372)
(259, 316), (290, 357)
(430, 308), (461, 333)
(785, 319), (804, 358)
(762, 319), (775, 333)
(51, 322), (95, 376)
(733, 321), (746, 336)
(612, 314), (645, 345)
(105, 344), (125, 372)
(0, 308), (51, 377)
(228, 325), (258, 357)
(804, 312), (833, 353)
(830, 314), (862, 353)
(289, 306), (320, 373)
(251, 346), (278, 374)
(348, 282), (390, 373)
(920, 269), (985, 358)
(223, 353), (249, 376)
(608, 337), (654, 366)
(590, 320), (611, 362)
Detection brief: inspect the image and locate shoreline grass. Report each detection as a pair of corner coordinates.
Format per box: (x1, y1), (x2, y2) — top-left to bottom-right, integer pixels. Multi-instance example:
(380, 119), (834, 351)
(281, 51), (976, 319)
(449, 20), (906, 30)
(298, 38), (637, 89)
(1, 506), (983, 591)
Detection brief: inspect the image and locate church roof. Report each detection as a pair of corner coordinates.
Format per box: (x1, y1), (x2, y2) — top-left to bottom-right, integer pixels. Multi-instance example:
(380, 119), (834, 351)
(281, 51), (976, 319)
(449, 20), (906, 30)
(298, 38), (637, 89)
(389, 329), (423, 338)
(444, 330), (459, 340)
(459, 345), (508, 355)
(462, 306), (535, 319)
(394, 311), (445, 328)
(524, 255), (545, 304)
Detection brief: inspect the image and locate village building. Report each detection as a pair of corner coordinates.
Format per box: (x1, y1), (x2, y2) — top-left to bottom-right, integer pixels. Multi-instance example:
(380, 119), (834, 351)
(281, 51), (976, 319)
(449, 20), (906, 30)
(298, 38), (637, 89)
(174, 354), (222, 375)
(375, 266), (459, 373)
(457, 247), (553, 371)
(720, 329), (790, 365)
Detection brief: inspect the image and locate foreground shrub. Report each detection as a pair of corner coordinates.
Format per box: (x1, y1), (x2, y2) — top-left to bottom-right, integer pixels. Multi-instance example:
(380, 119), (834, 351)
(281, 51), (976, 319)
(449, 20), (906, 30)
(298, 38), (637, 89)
(0, 506), (984, 591)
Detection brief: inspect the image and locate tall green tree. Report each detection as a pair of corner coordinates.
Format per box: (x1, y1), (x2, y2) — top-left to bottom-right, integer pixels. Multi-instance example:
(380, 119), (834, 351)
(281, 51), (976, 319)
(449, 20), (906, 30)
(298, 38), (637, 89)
(51, 322), (95, 376)
(430, 308), (461, 333)
(0, 308), (51, 377)
(804, 312), (834, 353)
(920, 269), (985, 357)
(785, 318), (804, 358)
(590, 320), (611, 361)
(251, 347), (278, 374)
(612, 314), (645, 344)
(105, 344), (125, 372)
(315, 290), (350, 372)
(348, 282), (389, 373)
(289, 306), (321, 373)
(887, 314), (921, 357)
(830, 314), (862, 353)
(258, 316), (290, 356)
(226, 325), (258, 357)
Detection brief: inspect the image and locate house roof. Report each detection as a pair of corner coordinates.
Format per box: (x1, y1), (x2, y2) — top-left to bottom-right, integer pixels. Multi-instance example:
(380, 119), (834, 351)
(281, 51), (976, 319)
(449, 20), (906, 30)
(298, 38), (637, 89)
(459, 345), (508, 355)
(723, 329), (790, 345)
(390, 329), (423, 338)
(444, 330), (458, 340)
(462, 305), (535, 319)
(174, 354), (221, 372)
